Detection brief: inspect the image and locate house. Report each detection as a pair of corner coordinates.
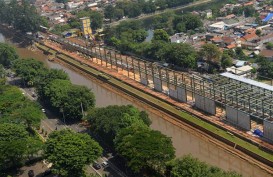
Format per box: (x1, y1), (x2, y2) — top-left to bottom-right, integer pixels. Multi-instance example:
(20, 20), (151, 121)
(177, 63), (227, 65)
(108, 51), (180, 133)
(226, 65), (253, 76)
(205, 9), (212, 18)
(208, 21), (226, 31)
(241, 32), (258, 42)
(170, 33), (188, 43)
(259, 33), (273, 44)
(260, 49), (273, 60)
(225, 14), (236, 19)
(243, 1), (254, 6)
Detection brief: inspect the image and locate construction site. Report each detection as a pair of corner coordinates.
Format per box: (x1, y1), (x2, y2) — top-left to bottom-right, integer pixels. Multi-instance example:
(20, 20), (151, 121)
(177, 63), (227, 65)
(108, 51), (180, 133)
(46, 34), (273, 142)
(22, 16), (273, 174)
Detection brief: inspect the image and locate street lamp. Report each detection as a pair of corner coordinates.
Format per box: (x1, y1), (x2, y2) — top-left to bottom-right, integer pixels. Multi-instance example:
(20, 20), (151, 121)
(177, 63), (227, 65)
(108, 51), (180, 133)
(60, 107), (66, 124)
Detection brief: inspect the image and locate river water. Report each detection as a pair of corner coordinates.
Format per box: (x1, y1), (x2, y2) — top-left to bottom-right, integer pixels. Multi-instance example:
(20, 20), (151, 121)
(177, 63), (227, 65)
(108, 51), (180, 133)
(1, 33), (272, 177)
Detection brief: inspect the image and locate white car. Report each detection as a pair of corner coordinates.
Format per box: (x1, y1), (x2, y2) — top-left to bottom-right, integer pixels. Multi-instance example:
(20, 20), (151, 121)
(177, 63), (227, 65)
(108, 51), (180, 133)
(101, 161), (108, 168)
(41, 109), (46, 113)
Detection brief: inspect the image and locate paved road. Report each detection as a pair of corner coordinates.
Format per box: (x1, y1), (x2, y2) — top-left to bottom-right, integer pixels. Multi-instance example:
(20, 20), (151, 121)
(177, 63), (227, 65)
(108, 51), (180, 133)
(108, 0), (213, 27)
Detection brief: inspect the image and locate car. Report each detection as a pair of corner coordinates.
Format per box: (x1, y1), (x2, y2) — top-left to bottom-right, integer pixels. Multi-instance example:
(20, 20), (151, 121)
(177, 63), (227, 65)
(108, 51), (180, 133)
(32, 92), (36, 97)
(28, 170), (34, 177)
(42, 108), (46, 113)
(92, 162), (101, 170)
(101, 161), (109, 168)
(42, 169), (52, 176)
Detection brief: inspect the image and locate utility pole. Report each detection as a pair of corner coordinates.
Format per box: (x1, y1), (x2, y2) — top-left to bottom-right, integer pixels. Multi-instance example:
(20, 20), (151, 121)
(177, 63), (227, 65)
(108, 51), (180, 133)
(81, 102), (84, 119)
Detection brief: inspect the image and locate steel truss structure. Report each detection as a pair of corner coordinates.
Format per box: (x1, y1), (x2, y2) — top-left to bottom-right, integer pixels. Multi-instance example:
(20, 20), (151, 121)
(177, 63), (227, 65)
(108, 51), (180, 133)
(48, 36), (273, 142)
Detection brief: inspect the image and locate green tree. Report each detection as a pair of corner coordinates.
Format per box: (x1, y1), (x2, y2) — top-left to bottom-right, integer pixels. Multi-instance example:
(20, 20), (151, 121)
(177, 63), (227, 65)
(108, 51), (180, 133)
(44, 129), (102, 177)
(114, 124), (175, 174)
(142, 0), (156, 13)
(114, 9), (125, 20)
(234, 47), (246, 60)
(8, 100), (44, 129)
(12, 58), (45, 85)
(0, 123), (29, 170)
(89, 11), (103, 30)
(0, 64), (5, 84)
(36, 68), (69, 100)
(68, 18), (81, 28)
(266, 42), (273, 50)
(168, 155), (209, 177)
(256, 56), (273, 77)
(167, 155), (242, 177)
(0, 43), (18, 67)
(173, 14), (203, 33)
(127, 3), (142, 18)
(104, 5), (115, 21)
(87, 105), (151, 145)
(221, 53), (233, 68)
(44, 79), (95, 119)
(152, 29), (170, 42)
(200, 43), (222, 65)
(132, 29), (148, 42)
(0, 85), (25, 116)
(12, 1), (42, 32)
(255, 29), (262, 36)
(167, 43), (197, 69)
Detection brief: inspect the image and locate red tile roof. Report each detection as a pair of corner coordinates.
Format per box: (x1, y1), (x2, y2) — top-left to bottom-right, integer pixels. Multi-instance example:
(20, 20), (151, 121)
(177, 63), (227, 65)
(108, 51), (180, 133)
(226, 43), (236, 49)
(242, 32), (258, 41)
(260, 49), (273, 58)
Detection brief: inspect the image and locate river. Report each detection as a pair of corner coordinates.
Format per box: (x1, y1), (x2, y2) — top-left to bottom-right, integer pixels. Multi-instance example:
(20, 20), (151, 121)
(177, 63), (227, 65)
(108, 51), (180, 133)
(0, 33), (272, 177)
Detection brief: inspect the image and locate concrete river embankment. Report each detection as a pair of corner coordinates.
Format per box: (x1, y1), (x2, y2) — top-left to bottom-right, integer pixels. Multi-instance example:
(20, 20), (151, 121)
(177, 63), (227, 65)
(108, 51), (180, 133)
(1, 32), (272, 177)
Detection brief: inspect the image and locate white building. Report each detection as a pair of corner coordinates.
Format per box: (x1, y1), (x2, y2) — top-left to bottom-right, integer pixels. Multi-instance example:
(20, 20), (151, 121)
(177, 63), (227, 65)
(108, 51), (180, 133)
(208, 21), (226, 31)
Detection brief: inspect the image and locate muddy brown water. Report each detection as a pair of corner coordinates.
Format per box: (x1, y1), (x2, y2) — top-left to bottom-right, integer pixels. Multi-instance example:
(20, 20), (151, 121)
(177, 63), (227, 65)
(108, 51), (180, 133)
(1, 33), (272, 177)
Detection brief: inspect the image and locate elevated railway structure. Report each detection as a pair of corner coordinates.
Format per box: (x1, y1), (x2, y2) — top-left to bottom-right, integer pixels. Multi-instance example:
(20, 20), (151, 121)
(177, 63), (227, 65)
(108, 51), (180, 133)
(46, 35), (273, 143)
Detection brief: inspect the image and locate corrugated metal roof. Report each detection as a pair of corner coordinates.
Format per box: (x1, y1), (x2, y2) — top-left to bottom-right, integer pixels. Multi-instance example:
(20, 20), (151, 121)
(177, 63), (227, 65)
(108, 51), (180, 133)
(220, 72), (273, 92)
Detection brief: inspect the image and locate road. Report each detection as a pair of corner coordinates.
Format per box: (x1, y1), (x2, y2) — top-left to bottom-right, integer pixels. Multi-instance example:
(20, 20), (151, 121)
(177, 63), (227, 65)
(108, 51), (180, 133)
(108, 0), (213, 27)
(6, 72), (127, 177)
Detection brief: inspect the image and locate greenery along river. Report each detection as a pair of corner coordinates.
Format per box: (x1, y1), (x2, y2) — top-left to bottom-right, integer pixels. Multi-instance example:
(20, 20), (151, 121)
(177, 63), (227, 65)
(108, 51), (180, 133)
(1, 32), (272, 177)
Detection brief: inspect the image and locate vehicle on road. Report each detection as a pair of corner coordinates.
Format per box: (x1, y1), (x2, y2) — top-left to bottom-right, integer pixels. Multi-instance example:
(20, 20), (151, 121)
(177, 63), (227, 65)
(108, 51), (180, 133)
(101, 161), (109, 168)
(42, 169), (52, 176)
(92, 162), (101, 170)
(32, 92), (36, 97)
(42, 108), (46, 113)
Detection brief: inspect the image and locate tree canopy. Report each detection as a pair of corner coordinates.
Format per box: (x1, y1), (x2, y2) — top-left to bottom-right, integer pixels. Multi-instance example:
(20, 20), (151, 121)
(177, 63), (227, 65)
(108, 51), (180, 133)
(0, 85), (44, 128)
(8, 100), (44, 128)
(167, 155), (242, 177)
(35, 68), (69, 100)
(44, 129), (102, 177)
(200, 44), (222, 65)
(87, 105), (151, 145)
(173, 14), (203, 33)
(0, 0), (43, 32)
(256, 56), (273, 78)
(114, 124), (175, 174)
(12, 58), (45, 85)
(152, 29), (170, 42)
(0, 43), (18, 67)
(0, 123), (42, 171)
(44, 79), (95, 120)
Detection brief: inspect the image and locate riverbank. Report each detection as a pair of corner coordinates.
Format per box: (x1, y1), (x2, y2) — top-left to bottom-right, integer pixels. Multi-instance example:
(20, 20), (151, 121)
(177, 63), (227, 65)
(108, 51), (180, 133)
(1, 24), (273, 176)
(35, 41), (273, 175)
